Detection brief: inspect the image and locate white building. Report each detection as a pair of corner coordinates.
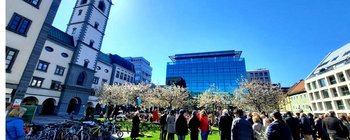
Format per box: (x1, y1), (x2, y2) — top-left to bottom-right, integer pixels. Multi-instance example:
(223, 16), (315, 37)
(89, 53), (135, 108)
(55, 0), (114, 116)
(305, 43), (350, 115)
(24, 27), (75, 115)
(247, 69), (271, 84)
(286, 80), (312, 113)
(6, 0), (139, 116)
(124, 57), (152, 84)
(6, 0), (61, 103)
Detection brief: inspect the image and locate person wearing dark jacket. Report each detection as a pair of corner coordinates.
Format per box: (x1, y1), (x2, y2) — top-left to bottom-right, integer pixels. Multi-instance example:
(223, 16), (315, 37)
(339, 114), (350, 139)
(107, 105), (114, 118)
(131, 112), (140, 140)
(219, 109), (233, 140)
(322, 111), (347, 140)
(267, 111), (292, 140)
(176, 109), (188, 140)
(112, 106), (119, 119)
(285, 111), (301, 140)
(246, 112), (253, 125)
(315, 115), (330, 140)
(188, 110), (200, 140)
(6, 107), (26, 140)
(160, 111), (168, 140)
(307, 113), (317, 140)
(85, 105), (95, 120)
(300, 113), (314, 140)
(231, 109), (254, 140)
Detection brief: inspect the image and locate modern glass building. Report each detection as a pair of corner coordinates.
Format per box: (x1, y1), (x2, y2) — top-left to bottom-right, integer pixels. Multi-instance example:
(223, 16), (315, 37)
(166, 50), (247, 95)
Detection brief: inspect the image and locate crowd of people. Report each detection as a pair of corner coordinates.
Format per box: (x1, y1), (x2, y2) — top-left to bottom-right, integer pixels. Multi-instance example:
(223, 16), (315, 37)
(129, 108), (350, 140)
(5, 103), (350, 140)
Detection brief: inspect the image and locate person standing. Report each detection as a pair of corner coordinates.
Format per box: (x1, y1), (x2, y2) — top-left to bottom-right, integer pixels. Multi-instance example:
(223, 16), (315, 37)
(315, 115), (330, 140)
(85, 105), (95, 121)
(167, 110), (176, 140)
(112, 106), (119, 120)
(208, 113), (215, 133)
(176, 109), (188, 140)
(284, 111), (301, 140)
(106, 105), (113, 119)
(339, 114), (350, 139)
(188, 110), (200, 140)
(246, 112), (253, 125)
(6, 107), (26, 140)
(219, 109), (233, 140)
(300, 113), (314, 140)
(266, 111), (292, 140)
(307, 113), (317, 140)
(153, 108), (159, 122)
(260, 114), (269, 127)
(231, 109), (254, 140)
(263, 116), (271, 129)
(160, 111), (168, 140)
(99, 111), (104, 118)
(252, 116), (264, 140)
(323, 111), (347, 140)
(199, 110), (210, 140)
(131, 112), (140, 140)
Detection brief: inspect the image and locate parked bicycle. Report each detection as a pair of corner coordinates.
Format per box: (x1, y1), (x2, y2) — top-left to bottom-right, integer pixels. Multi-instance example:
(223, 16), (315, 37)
(24, 120), (123, 140)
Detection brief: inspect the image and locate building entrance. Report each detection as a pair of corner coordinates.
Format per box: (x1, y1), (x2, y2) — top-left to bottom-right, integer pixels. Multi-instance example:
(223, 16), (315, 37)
(41, 98), (55, 115)
(67, 97), (81, 115)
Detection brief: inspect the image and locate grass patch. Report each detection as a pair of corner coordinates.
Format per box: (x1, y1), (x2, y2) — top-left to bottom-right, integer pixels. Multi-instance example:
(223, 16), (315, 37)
(95, 118), (220, 140)
(124, 127), (220, 140)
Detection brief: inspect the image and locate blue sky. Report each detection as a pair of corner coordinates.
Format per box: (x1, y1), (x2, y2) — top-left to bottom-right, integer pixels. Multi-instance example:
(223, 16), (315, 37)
(53, 0), (350, 87)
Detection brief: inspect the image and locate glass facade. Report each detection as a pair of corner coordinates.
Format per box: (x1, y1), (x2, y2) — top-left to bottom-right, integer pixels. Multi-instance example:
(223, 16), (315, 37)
(166, 50), (247, 95)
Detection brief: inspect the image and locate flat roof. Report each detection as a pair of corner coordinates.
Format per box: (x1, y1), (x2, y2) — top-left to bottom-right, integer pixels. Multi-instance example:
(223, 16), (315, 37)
(169, 50), (242, 62)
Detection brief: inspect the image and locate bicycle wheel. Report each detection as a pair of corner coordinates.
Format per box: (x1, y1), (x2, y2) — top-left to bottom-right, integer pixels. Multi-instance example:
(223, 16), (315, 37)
(56, 131), (67, 140)
(102, 131), (111, 140)
(72, 135), (79, 140)
(116, 130), (123, 138)
(80, 131), (91, 140)
(39, 131), (51, 140)
(25, 134), (37, 140)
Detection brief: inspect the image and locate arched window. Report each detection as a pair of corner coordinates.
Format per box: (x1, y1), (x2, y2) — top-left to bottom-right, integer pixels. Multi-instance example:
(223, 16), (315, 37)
(98, 1), (106, 12)
(84, 59), (89, 68)
(78, 10), (83, 16)
(81, 0), (87, 4)
(89, 40), (94, 47)
(76, 72), (86, 85)
(94, 22), (99, 29)
(72, 28), (77, 34)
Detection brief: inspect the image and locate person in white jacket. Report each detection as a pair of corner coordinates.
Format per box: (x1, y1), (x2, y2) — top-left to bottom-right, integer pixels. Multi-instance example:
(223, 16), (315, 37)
(167, 110), (176, 140)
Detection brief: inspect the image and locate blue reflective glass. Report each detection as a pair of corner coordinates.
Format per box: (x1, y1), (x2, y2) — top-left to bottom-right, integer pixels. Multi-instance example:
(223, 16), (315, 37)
(166, 54), (247, 94)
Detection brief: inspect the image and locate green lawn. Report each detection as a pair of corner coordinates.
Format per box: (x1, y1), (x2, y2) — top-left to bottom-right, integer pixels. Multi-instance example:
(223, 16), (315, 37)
(124, 127), (220, 140)
(95, 118), (220, 140)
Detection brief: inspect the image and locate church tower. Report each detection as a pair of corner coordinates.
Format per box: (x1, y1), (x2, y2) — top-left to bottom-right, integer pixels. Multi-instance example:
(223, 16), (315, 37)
(56, 0), (112, 116)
